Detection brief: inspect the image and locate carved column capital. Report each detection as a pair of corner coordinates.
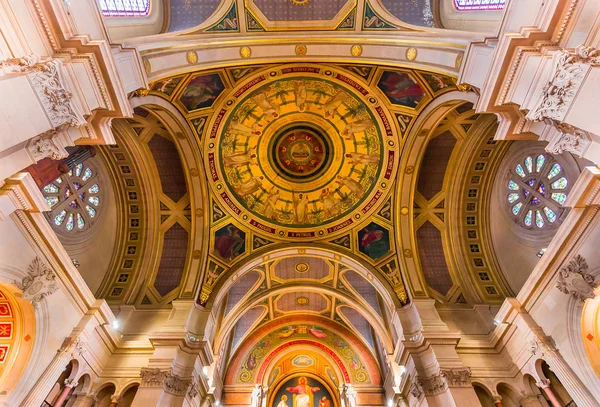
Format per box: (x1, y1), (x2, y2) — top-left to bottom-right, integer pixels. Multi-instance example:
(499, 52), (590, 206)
(64, 378), (78, 388)
(27, 128), (69, 162)
(556, 255), (598, 302)
(492, 395), (502, 404)
(140, 368), (169, 388)
(536, 378), (551, 388)
(529, 336), (558, 359)
(14, 257), (59, 309)
(417, 372), (448, 396)
(545, 121), (592, 157)
(163, 371), (192, 397)
(110, 394), (121, 403)
(441, 367), (472, 388)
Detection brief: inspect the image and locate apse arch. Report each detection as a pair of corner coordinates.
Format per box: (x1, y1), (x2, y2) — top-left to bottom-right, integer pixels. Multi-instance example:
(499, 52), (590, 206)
(268, 372), (341, 407)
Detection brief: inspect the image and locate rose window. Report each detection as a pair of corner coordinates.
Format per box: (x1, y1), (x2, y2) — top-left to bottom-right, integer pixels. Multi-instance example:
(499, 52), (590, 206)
(507, 154), (569, 229)
(42, 162), (101, 232)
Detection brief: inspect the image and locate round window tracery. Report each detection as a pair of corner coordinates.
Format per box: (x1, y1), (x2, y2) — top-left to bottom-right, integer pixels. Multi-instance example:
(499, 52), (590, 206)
(42, 162), (102, 232)
(506, 153), (569, 229)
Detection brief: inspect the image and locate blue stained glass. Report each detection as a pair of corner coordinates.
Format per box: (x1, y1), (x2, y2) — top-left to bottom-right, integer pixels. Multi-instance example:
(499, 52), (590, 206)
(525, 156), (533, 173)
(544, 207), (557, 223)
(551, 177), (568, 190)
(552, 193), (568, 205)
(88, 197), (99, 206)
(535, 210), (544, 228)
(86, 205), (96, 218)
(508, 193), (519, 203)
(512, 202), (523, 215)
(46, 196), (58, 208)
(532, 197), (540, 205)
(65, 213), (74, 231)
(516, 164), (526, 178)
(82, 168), (92, 181)
(64, 186), (72, 199)
(536, 155), (545, 172)
(73, 182), (82, 190)
(547, 163), (562, 179)
(54, 210), (67, 225)
(77, 213), (85, 229)
(537, 183), (546, 196)
(524, 210), (533, 226)
(88, 184), (99, 194)
(74, 163), (83, 177)
(508, 180), (519, 190)
(43, 183), (59, 193)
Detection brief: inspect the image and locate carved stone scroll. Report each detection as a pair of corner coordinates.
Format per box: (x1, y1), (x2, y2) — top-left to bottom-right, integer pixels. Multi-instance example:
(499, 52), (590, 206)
(556, 255), (597, 302)
(14, 257), (59, 309)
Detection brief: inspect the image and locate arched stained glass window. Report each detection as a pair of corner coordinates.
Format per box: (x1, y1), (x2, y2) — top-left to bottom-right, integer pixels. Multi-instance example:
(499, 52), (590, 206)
(99, 0), (150, 17)
(506, 153), (569, 230)
(454, 0), (505, 11)
(41, 162), (102, 233)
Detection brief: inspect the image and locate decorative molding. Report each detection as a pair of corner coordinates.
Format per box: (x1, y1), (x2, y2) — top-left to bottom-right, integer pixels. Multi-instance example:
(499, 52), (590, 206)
(417, 372), (447, 396)
(529, 336), (558, 359)
(528, 45), (600, 122)
(27, 129), (69, 162)
(140, 368), (169, 388)
(187, 381), (199, 399)
(27, 59), (86, 129)
(545, 122), (592, 157)
(409, 379), (423, 399)
(0, 54), (46, 75)
(14, 257), (59, 309)
(163, 371), (192, 396)
(441, 368), (471, 387)
(556, 255), (598, 302)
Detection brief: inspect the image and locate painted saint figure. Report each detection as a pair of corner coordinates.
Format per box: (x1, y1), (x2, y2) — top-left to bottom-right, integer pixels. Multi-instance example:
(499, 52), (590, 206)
(234, 176), (264, 197)
(293, 193), (309, 223)
(321, 91), (348, 118)
(337, 176), (364, 198)
(223, 148), (257, 168)
(264, 187), (280, 219)
(341, 119), (374, 139)
(286, 377), (320, 407)
(345, 152), (380, 165)
(359, 224), (389, 259)
(214, 225), (245, 261)
(252, 90), (280, 119)
(378, 72), (424, 108)
(320, 188), (340, 218)
(293, 80), (308, 112)
(276, 395), (289, 407)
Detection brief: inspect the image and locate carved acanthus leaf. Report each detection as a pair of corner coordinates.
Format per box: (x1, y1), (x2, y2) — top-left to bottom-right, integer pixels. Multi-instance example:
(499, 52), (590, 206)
(14, 257), (59, 309)
(441, 368), (472, 388)
(140, 368), (169, 388)
(546, 122), (592, 157)
(528, 45), (600, 122)
(417, 372), (448, 396)
(529, 336), (558, 358)
(556, 255), (597, 302)
(163, 371), (192, 396)
(27, 130), (69, 162)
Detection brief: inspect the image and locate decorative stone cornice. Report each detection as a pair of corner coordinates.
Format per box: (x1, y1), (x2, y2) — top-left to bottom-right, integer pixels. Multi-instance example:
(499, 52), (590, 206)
(0, 54), (46, 75)
(14, 257), (59, 309)
(545, 121), (592, 157)
(441, 368), (472, 388)
(27, 129), (69, 162)
(163, 371), (192, 397)
(417, 372), (448, 396)
(140, 368), (169, 388)
(27, 59), (86, 129)
(528, 45), (600, 123)
(556, 255), (597, 302)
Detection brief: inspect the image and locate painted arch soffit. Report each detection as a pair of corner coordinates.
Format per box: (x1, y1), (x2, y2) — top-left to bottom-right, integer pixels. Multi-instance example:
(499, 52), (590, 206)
(224, 315), (381, 386)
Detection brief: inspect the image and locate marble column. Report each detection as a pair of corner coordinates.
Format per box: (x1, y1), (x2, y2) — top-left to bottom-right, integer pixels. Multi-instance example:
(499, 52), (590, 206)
(530, 337), (596, 407)
(53, 378), (78, 407)
(109, 394), (120, 407)
(536, 380), (562, 407)
(20, 338), (85, 407)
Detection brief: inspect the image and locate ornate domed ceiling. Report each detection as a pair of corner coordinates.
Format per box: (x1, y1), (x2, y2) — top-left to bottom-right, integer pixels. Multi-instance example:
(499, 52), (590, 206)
(145, 61), (461, 306)
(203, 66), (400, 239)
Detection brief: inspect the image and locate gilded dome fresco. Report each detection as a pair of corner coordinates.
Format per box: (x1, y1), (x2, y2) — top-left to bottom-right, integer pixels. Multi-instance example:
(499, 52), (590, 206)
(203, 65), (399, 239)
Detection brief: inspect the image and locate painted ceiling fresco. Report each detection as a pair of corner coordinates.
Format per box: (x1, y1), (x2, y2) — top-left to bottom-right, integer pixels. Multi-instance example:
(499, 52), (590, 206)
(165, 0), (438, 33)
(147, 62), (458, 308)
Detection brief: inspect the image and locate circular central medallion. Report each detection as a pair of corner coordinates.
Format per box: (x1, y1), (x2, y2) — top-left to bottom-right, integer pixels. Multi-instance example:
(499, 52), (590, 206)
(271, 125), (331, 182)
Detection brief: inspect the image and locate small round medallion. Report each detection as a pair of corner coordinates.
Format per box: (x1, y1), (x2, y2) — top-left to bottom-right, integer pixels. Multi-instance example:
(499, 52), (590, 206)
(406, 48), (418, 61)
(351, 45), (363, 57)
(295, 45), (307, 56)
(240, 46), (252, 59)
(296, 296), (309, 306)
(295, 262), (310, 273)
(186, 51), (198, 64)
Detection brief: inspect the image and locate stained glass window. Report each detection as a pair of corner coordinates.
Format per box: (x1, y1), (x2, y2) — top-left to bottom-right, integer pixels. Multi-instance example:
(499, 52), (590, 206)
(506, 153), (570, 230)
(99, 0), (150, 17)
(41, 161), (102, 233)
(454, 0), (506, 11)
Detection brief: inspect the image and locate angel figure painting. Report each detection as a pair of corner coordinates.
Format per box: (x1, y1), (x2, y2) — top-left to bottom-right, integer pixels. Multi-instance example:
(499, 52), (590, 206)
(272, 376), (334, 407)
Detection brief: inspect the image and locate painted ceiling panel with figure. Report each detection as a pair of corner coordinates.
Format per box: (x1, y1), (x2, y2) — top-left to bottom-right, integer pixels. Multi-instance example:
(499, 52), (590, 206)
(146, 62), (458, 308)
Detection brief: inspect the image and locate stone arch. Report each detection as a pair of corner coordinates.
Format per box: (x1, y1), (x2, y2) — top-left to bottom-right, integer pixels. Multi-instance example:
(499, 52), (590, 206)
(495, 382), (521, 407)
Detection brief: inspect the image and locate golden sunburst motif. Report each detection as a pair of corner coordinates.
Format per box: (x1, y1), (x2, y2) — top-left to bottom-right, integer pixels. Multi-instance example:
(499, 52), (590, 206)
(186, 51), (198, 64)
(295, 296), (309, 306)
(291, 0), (310, 5)
(406, 48), (418, 61)
(240, 46), (252, 59)
(295, 44), (307, 56)
(351, 45), (363, 57)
